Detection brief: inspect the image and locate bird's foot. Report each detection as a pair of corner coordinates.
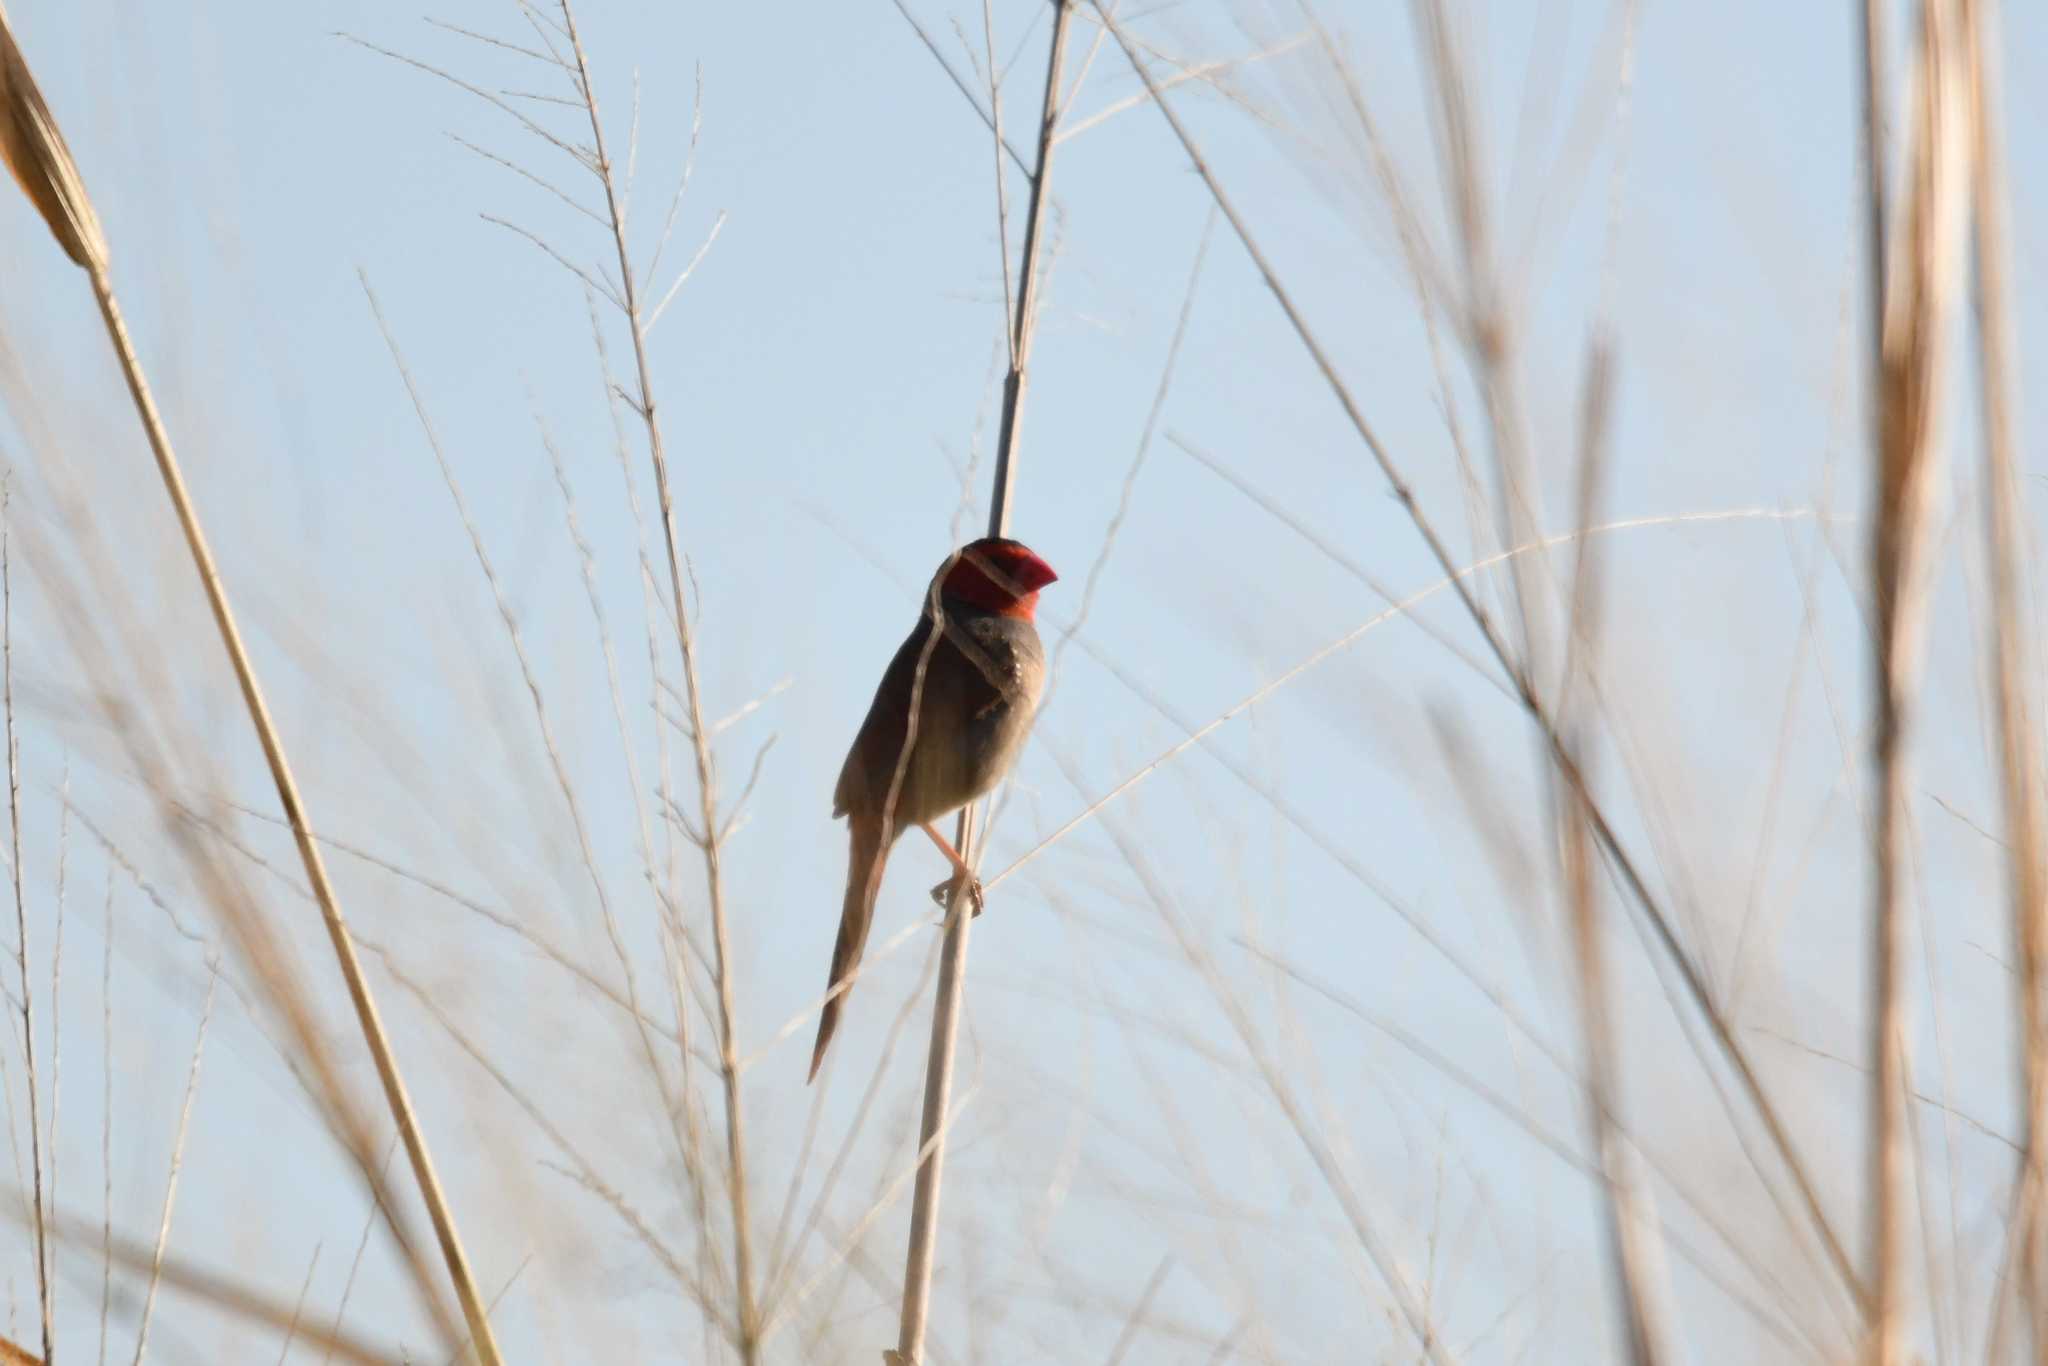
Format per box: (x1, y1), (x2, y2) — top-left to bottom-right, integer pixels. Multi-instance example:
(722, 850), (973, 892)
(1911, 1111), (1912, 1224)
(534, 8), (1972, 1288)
(930, 874), (986, 917)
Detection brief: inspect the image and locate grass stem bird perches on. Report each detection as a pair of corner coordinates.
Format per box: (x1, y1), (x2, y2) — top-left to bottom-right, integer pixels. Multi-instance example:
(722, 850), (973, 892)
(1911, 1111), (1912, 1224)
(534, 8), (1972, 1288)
(888, 5), (1076, 1364)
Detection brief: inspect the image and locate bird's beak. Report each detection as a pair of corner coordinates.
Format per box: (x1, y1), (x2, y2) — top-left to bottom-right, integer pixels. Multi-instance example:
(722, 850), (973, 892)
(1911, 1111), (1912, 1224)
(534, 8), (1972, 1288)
(1015, 553), (1058, 591)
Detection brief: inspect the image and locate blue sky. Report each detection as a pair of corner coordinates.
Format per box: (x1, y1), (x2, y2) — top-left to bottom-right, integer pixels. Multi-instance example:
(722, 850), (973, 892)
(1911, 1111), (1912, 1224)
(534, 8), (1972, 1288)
(1, 0), (2045, 1360)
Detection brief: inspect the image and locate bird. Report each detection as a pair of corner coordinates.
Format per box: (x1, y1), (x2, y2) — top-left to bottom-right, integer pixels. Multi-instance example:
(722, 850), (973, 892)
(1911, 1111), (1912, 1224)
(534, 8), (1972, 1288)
(809, 536), (1057, 1082)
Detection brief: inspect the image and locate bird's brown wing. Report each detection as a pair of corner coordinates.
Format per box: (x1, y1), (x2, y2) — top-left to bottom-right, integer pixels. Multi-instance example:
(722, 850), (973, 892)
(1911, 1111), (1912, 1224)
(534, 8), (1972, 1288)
(834, 615), (924, 817)
(815, 615), (936, 1082)
(833, 609), (969, 825)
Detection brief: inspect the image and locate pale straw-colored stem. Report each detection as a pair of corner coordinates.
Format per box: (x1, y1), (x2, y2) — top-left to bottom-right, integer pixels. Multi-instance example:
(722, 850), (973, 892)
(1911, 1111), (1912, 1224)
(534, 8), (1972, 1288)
(0, 21), (501, 1356)
(1, 494), (52, 1366)
(1864, 3), (1972, 1361)
(1558, 353), (1678, 1364)
(133, 971), (213, 1366)
(893, 6), (1075, 1364)
(1963, 0), (2047, 1352)
(1094, 0), (1870, 1313)
(554, 2), (761, 1354)
(84, 270), (503, 1366)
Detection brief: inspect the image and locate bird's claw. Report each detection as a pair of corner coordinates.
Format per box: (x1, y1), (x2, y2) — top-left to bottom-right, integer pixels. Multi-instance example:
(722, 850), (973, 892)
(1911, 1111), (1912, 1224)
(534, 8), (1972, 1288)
(930, 875), (986, 917)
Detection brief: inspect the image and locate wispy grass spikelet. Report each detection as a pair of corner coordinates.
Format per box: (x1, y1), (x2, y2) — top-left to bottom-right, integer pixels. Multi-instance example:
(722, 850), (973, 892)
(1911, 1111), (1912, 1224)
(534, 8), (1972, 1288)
(0, 3), (106, 272)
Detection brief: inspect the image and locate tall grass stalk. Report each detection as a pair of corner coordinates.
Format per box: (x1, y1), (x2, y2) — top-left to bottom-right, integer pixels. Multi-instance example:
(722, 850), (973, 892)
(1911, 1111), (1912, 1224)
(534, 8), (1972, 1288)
(0, 1202), (407, 1364)
(1962, 0), (2046, 1351)
(550, 0), (763, 1353)
(0, 9), (501, 1360)
(2, 492), (51, 1366)
(1958, 0), (2047, 1349)
(1559, 350), (1677, 1364)
(132, 971), (213, 1366)
(1863, 3), (1972, 1360)
(1099, 0), (1867, 1322)
(893, 4), (1075, 1362)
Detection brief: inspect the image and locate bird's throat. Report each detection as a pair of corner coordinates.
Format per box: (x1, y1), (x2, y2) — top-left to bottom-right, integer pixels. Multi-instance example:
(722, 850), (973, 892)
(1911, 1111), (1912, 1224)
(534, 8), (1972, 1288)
(942, 585), (1038, 620)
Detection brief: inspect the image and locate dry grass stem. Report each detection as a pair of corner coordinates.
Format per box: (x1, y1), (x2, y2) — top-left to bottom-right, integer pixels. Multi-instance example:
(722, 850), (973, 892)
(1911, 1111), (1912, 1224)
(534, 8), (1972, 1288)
(276, 1243), (323, 1366)
(788, 1078), (984, 1352)
(768, 932), (946, 1311)
(887, 0), (1035, 175)
(2, 493), (51, 1365)
(1557, 349), (1678, 1363)
(548, 1), (763, 1351)
(132, 968), (213, 1366)
(1166, 431), (1514, 700)
(991, 508), (1818, 899)
(1860, 0), (1892, 384)
(0, 12), (504, 1357)
(1101, 1254), (1175, 1366)
(1093, 0), (1863, 1310)
(894, 7), (1075, 1363)
(99, 879), (113, 1366)
(1960, 0), (2044, 1351)
(1041, 734), (1452, 1362)
(359, 273), (716, 1296)
(4, 1202), (409, 1366)
(45, 776), (65, 1354)
(1863, 3), (1972, 1360)
(1054, 35), (1309, 144)
(1043, 211), (1217, 711)
(362, 939), (723, 1322)
(322, 1142), (396, 1366)
(1245, 936), (1820, 1354)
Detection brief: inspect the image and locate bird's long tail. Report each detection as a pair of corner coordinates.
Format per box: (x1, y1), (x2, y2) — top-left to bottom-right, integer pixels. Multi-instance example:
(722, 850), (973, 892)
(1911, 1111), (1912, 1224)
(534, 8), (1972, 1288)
(810, 816), (889, 1083)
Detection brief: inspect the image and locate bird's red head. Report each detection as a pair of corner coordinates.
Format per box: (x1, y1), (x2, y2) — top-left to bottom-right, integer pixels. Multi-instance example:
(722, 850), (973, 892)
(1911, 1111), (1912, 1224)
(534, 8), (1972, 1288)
(936, 537), (1058, 620)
